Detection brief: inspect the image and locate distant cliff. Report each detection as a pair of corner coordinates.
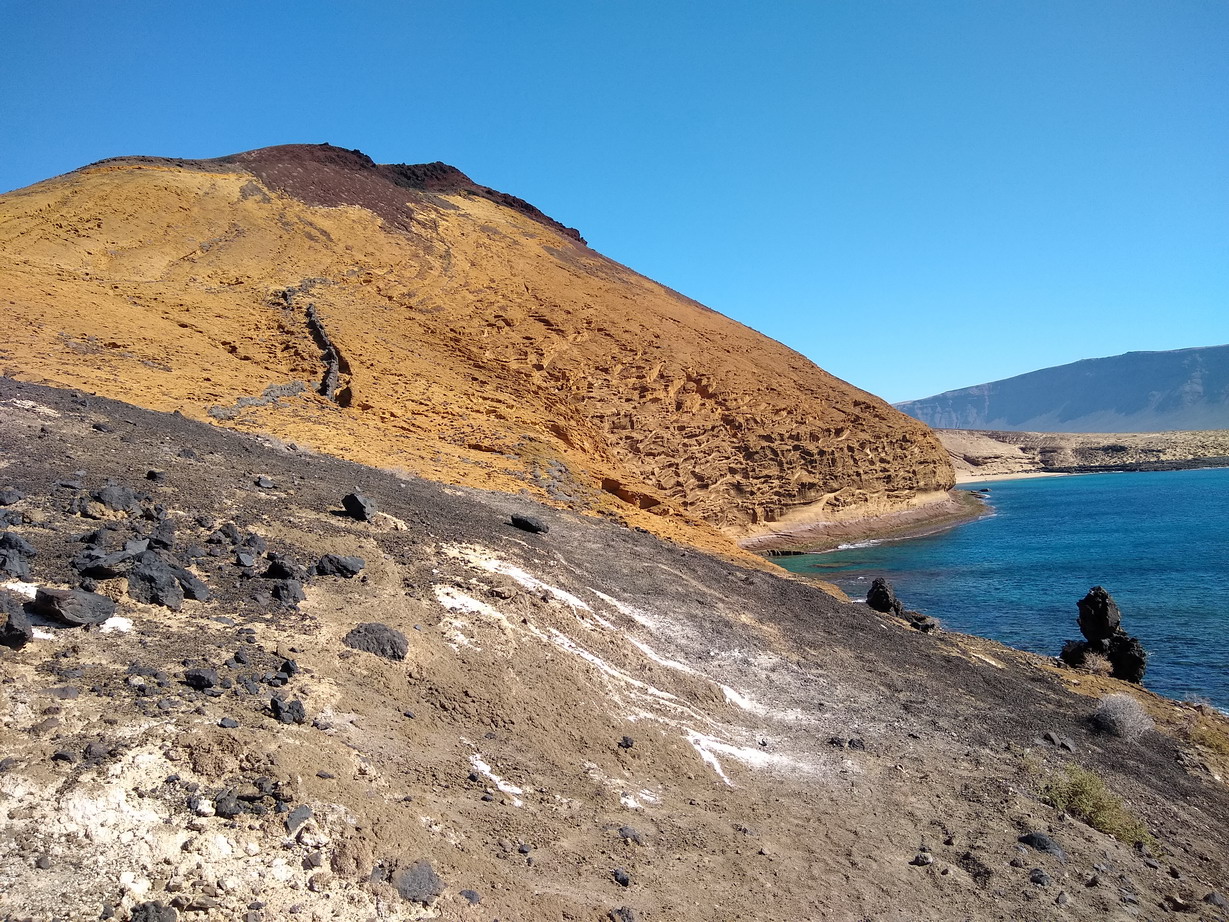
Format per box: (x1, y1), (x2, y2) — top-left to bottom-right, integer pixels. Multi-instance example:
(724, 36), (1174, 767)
(897, 345), (1229, 432)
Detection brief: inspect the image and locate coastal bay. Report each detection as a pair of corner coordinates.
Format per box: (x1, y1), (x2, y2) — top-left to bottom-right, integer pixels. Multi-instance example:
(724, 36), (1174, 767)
(775, 467), (1229, 709)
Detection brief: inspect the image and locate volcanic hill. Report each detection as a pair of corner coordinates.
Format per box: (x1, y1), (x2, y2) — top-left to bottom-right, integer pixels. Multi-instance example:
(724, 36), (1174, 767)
(0, 144), (953, 558)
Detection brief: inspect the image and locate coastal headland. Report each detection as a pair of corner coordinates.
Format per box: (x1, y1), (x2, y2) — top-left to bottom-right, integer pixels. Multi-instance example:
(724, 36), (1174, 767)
(939, 429), (1229, 483)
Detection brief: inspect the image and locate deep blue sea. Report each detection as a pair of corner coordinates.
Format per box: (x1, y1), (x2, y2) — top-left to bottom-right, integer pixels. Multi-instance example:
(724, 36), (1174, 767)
(776, 467), (1229, 709)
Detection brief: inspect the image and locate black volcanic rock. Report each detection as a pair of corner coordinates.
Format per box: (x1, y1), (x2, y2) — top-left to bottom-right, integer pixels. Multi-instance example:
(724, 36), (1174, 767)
(866, 577), (903, 617)
(0, 592), (33, 648)
(1077, 586), (1120, 642)
(33, 588), (116, 626)
(343, 622), (408, 660)
(316, 554), (365, 578)
(342, 492), (377, 522)
(1060, 586), (1147, 683)
(127, 553), (185, 610)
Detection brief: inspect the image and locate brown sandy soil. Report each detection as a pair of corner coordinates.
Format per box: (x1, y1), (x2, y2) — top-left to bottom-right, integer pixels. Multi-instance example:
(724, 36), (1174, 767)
(940, 430), (1229, 483)
(0, 145), (953, 565)
(2, 379), (1227, 922)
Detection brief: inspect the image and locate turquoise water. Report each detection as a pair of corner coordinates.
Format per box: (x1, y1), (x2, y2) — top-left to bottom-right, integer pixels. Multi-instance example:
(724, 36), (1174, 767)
(776, 467), (1229, 709)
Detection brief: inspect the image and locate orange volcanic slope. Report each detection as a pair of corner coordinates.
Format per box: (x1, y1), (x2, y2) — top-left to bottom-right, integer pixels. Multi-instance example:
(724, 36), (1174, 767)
(0, 144), (953, 553)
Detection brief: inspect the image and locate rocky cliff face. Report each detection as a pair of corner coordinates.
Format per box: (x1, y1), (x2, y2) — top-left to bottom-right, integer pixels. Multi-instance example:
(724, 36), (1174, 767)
(0, 144), (952, 554)
(897, 345), (1229, 433)
(938, 429), (1229, 482)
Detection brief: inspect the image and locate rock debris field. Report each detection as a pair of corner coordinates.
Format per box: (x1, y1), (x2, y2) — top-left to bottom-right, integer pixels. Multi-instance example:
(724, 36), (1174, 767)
(1, 376), (1228, 922)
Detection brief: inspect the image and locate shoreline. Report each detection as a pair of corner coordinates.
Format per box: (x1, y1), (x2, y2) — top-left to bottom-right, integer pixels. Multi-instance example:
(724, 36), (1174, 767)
(739, 489), (989, 555)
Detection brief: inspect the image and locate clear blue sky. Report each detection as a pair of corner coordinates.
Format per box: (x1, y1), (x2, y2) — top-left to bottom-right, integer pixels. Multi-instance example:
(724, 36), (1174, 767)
(3, 1), (1226, 403)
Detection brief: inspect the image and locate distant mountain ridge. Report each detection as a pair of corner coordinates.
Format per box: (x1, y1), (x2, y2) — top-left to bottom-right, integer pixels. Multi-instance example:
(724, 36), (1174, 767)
(896, 345), (1229, 432)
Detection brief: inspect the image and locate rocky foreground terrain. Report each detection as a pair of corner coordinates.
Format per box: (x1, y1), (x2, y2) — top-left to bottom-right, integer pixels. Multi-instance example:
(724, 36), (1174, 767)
(938, 430), (1229, 482)
(3, 378), (1229, 921)
(0, 144), (952, 557)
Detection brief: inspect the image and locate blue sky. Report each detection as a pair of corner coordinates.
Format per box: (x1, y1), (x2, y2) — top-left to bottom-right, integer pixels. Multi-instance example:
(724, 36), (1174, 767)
(2, 0), (1225, 403)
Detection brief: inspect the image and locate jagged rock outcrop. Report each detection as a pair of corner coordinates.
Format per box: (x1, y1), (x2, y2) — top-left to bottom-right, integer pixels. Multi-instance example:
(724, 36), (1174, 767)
(1060, 586), (1148, 683)
(0, 144), (953, 555)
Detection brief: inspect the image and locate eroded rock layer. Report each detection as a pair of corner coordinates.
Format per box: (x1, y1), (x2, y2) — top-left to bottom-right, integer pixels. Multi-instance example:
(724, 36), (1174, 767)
(0, 144), (952, 551)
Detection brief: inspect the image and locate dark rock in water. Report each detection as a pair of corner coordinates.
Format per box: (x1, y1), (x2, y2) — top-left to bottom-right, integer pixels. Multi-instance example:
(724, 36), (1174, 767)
(34, 587), (116, 626)
(392, 859), (444, 904)
(1108, 633), (1147, 683)
(510, 514), (548, 534)
(1018, 831), (1067, 861)
(0, 549), (31, 580)
(1, 593), (33, 648)
(1061, 587), (1146, 683)
(342, 492), (377, 521)
(0, 488), (24, 506)
(1077, 586), (1121, 642)
(1059, 639), (1089, 667)
(316, 554), (365, 578)
(271, 696), (307, 724)
(127, 553), (185, 610)
(271, 579), (306, 605)
(866, 577), (903, 617)
(343, 622), (408, 660)
(0, 532), (37, 557)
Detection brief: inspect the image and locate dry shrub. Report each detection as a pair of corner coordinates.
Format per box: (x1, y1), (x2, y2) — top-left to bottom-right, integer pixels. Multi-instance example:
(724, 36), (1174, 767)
(1091, 693), (1154, 740)
(1043, 764), (1155, 849)
(1083, 652), (1112, 675)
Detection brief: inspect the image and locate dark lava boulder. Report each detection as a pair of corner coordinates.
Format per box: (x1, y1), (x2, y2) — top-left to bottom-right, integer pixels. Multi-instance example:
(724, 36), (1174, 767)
(343, 622), (408, 660)
(1077, 586), (1121, 642)
(1, 592), (33, 648)
(127, 553), (185, 610)
(1061, 586), (1146, 683)
(33, 587), (116, 626)
(866, 577), (903, 617)
(316, 554), (365, 578)
(510, 514), (549, 535)
(1107, 632), (1147, 683)
(342, 492), (378, 522)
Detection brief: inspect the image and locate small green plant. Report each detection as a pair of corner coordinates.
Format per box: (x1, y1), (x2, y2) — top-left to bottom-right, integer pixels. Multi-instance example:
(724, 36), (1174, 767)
(1042, 764), (1156, 850)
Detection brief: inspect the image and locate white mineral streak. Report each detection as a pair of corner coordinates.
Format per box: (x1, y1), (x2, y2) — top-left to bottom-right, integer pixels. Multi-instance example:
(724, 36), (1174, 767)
(468, 754), (524, 807)
(442, 543), (592, 610)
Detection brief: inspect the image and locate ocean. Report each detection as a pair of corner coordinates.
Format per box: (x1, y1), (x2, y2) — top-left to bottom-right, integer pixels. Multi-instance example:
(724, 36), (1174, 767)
(775, 467), (1229, 709)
